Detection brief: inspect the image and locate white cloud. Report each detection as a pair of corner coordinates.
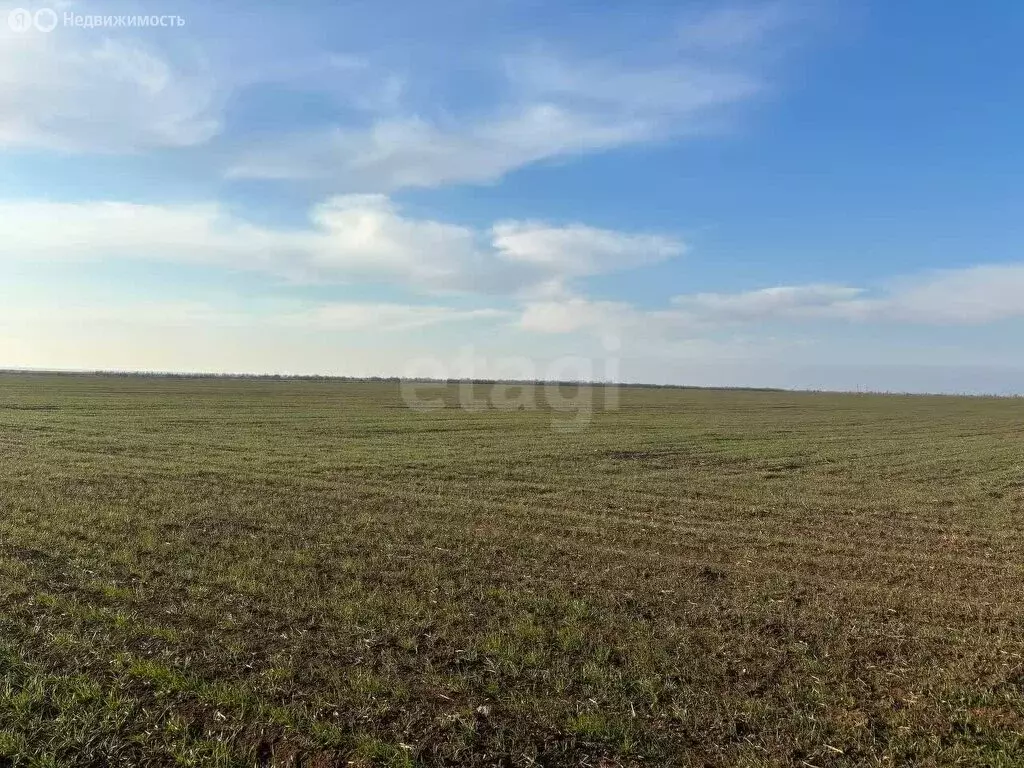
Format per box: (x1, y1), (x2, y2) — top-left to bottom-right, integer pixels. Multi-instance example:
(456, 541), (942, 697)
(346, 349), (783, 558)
(227, 4), (780, 189)
(519, 297), (634, 334)
(518, 265), (1024, 335)
(1, 298), (507, 334)
(493, 222), (684, 276)
(503, 52), (759, 119)
(5, 195), (1014, 335)
(0, 196), (491, 288)
(283, 303), (509, 331)
(0, 3), (788, 183)
(877, 265), (1024, 324)
(0, 30), (220, 151)
(226, 105), (653, 188)
(304, 195), (485, 285)
(0, 196), (684, 294)
(672, 267), (1024, 326)
(674, 284), (867, 321)
(0, 200), (236, 261)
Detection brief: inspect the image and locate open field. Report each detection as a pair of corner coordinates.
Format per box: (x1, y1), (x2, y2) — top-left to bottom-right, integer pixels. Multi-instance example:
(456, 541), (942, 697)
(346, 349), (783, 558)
(1, 373), (1023, 767)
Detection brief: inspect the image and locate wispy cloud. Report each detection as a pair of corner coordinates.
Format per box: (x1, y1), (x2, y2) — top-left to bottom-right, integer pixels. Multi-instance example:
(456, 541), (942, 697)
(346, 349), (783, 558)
(672, 266), (1024, 325)
(0, 1), (793, 186)
(0, 28), (220, 152)
(1, 298), (509, 333)
(0, 196), (685, 294)
(493, 221), (684, 277)
(226, 4), (784, 189)
(519, 265), (1024, 335)
(282, 303), (509, 332)
(226, 105), (654, 188)
(672, 284), (868, 322)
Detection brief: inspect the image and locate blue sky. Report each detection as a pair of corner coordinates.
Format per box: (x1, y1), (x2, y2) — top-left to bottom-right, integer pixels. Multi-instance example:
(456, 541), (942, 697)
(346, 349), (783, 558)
(1, 0), (1022, 392)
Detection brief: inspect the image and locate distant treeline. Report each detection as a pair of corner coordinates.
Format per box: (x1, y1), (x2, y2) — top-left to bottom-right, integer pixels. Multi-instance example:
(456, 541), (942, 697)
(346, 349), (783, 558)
(0, 369), (792, 392)
(2, 369), (1019, 398)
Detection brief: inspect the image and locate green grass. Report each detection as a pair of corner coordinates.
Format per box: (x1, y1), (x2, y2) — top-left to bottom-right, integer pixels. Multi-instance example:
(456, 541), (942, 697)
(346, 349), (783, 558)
(1, 372), (1023, 766)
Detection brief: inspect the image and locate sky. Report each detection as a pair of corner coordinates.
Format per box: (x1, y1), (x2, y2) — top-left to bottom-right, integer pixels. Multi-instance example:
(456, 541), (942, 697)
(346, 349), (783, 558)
(1, 0), (1022, 393)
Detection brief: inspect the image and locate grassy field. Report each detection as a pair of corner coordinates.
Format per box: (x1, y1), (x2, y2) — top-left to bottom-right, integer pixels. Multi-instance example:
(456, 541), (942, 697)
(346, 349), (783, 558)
(1, 373), (1023, 767)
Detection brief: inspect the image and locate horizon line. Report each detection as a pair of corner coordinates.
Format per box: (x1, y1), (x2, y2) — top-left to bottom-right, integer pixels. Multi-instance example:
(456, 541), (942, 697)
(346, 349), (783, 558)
(1, 367), (1020, 400)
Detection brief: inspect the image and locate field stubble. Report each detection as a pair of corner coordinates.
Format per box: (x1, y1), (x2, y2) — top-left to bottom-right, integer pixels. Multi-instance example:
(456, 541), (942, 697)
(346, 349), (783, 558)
(1, 374), (1023, 766)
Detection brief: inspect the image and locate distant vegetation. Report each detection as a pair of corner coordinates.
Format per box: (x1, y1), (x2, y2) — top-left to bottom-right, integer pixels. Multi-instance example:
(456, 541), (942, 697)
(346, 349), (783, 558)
(2, 368), (792, 391)
(1, 373), (1022, 766)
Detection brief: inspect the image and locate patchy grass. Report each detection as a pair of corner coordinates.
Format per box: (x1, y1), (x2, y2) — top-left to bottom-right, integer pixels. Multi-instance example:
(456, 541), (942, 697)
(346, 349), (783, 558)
(1, 373), (1023, 766)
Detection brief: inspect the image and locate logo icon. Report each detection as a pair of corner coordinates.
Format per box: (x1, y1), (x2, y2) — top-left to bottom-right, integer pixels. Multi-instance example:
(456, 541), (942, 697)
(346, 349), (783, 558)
(33, 7), (57, 32)
(7, 7), (33, 32)
(7, 7), (58, 32)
